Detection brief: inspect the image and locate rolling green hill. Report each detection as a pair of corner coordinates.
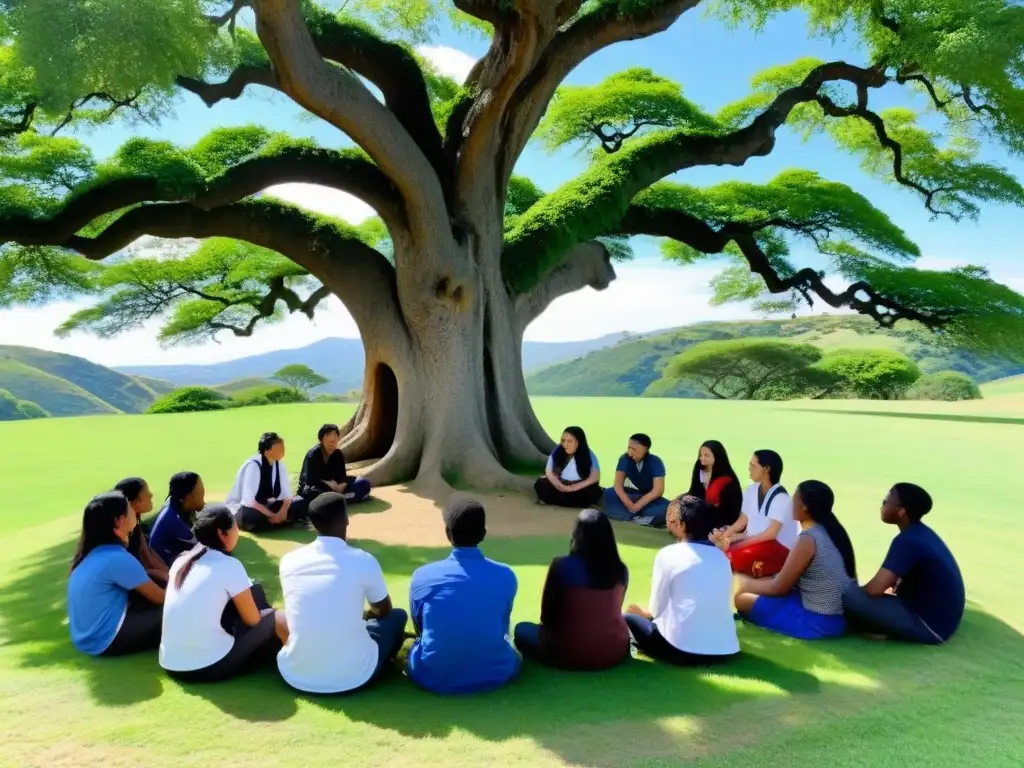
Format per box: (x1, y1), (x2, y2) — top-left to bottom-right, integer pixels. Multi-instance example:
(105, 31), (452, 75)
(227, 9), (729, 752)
(212, 377), (276, 395)
(982, 374), (1024, 397)
(130, 375), (177, 395)
(526, 316), (1024, 398)
(0, 357), (119, 417)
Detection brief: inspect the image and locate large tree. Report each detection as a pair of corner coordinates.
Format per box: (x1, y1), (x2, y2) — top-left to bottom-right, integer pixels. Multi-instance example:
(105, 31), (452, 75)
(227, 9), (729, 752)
(1, 0), (1023, 491)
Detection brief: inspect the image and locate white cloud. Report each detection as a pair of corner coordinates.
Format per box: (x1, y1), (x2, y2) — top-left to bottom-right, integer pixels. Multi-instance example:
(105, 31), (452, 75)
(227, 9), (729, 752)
(265, 183), (375, 223)
(415, 45), (478, 84)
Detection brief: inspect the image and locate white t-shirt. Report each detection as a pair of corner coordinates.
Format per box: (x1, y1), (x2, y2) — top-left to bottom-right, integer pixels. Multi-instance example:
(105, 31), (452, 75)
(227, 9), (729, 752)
(741, 483), (799, 550)
(159, 548), (253, 672)
(650, 540), (739, 656)
(224, 454), (291, 510)
(277, 536), (389, 694)
(545, 450), (600, 483)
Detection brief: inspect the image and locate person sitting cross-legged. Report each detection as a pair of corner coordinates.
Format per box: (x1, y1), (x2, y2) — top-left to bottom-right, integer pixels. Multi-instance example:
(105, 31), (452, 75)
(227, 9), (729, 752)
(226, 432), (309, 533)
(842, 483), (965, 645)
(407, 496), (520, 694)
(624, 495), (740, 666)
(297, 423), (372, 505)
(159, 506), (287, 683)
(67, 492), (166, 657)
(710, 450), (799, 578)
(514, 509), (630, 671)
(277, 492), (407, 694)
(734, 480), (857, 640)
(114, 477), (170, 585)
(534, 426), (603, 508)
(602, 433), (670, 527)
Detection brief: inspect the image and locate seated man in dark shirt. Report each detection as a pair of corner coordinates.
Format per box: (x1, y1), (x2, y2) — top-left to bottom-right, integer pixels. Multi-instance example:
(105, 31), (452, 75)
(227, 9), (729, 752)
(297, 424), (371, 504)
(843, 483), (965, 645)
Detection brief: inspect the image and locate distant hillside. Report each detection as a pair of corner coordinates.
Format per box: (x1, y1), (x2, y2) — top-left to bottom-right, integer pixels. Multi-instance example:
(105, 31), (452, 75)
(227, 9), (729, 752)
(130, 375), (177, 395)
(526, 316), (1024, 398)
(982, 374), (1024, 397)
(116, 334), (629, 392)
(0, 357), (120, 417)
(213, 378), (277, 395)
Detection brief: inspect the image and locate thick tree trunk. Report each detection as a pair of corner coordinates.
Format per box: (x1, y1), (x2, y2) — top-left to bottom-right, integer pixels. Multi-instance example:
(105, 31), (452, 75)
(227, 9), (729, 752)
(324, 242), (554, 496)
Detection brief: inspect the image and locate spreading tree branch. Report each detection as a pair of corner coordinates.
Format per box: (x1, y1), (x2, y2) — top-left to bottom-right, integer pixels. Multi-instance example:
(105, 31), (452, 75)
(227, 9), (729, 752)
(208, 279), (333, 338)
(251, 0), (448, 229)
(499, 0), (700, 182)
(176, 66), (280, 106)
(618, 203), (954, 331)
(0, 103), (38, 137)
(514, 240), (616, 328)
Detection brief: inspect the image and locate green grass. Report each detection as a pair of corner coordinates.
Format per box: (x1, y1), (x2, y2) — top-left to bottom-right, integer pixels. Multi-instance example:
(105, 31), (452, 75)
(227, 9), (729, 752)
(1, 398), (1022, 767)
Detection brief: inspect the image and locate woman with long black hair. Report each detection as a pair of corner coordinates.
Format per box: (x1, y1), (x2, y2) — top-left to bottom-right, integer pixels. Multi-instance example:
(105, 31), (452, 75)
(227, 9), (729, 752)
(148, 472), (205, 567)
(159, 506), (286, 682)
(114, 477), (169, 584)
(67, 492), (166, 656)
(735, 480), (857, 640)
(534, 426), (603, 508)
(686, 440), (743, 529)
(514, 509), (630, 670)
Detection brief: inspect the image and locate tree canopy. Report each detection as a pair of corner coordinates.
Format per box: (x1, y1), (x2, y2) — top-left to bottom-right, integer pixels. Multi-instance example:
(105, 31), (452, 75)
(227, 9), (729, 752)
(0, 0), (1022, 486)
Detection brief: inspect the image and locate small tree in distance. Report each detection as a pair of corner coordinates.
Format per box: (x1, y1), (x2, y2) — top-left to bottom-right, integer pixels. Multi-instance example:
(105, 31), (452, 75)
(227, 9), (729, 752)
(664, 339), (834, 400)
(817, 348), (921, 400)
(272, 364), (330, 396)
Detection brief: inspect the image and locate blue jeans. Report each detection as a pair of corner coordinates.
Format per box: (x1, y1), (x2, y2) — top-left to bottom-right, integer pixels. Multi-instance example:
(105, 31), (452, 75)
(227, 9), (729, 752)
(363, 608), (409, 686)
(603, 488), (670, 526)
(345, 477), (373, 503)
(842, 583), (944, 644)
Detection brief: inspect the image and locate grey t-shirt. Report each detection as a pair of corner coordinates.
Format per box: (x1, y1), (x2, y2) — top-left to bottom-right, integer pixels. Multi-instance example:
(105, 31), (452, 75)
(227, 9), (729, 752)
(798, 524), (852, 615)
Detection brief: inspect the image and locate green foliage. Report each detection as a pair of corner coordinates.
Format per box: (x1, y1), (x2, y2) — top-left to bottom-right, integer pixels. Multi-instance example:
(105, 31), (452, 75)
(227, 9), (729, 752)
(506, 176), (547, 219)
(272, 364), (329, 393)
(233, 385), (308, 407)
(147, 385), (230, 414)
(5, 0), (215, 111)
(526, 315), (1022, 399)
(537, 68), (719, 153)
(663, 338), (831, 400)
(0, 387), (48, 421)
(816, 348), (922, 400)
(905, 370), (982, 401)
(0, 247), (99, 308)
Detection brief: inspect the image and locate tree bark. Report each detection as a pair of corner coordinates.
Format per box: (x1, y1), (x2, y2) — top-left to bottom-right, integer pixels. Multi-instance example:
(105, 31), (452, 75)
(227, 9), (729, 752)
(319, 236), (608, 496)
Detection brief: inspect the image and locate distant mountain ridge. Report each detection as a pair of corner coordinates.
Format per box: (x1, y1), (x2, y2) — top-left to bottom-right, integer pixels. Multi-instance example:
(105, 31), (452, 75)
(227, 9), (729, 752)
(525, 316), (1024, 398)
(115, 334), (632, 392)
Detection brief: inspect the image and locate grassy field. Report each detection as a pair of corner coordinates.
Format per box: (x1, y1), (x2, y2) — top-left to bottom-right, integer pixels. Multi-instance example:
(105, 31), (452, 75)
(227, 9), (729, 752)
(1, 397), (1022, 767)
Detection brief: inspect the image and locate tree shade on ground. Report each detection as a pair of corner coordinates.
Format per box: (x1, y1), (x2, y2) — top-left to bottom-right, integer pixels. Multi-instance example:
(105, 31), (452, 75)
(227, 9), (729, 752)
(1, 1), (1023, 489)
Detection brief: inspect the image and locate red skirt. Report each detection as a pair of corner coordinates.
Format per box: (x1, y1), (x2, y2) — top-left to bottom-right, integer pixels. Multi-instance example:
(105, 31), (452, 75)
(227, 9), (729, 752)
(727, 539), (790, 578)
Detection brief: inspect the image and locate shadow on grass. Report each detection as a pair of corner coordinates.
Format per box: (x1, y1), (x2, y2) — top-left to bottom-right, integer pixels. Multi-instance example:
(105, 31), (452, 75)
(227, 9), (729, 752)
(4, 527), (1023, 767)
(794, 408), (1024, 426)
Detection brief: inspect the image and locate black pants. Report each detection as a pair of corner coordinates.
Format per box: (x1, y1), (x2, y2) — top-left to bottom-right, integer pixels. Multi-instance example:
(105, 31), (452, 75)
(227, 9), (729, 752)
(169, 584), (281, 683)
(624, 614), (738, 667)
(534, 478), (603, 508)
(237, 497), (309, 533)
(103, 593), (162, 657)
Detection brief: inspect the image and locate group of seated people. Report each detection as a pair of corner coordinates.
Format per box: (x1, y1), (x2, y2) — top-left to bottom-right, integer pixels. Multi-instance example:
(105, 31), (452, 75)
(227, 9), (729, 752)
(65, 423), (967, 694)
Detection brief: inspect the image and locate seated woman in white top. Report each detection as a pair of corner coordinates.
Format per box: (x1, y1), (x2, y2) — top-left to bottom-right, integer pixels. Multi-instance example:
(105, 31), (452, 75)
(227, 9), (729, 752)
(159, 506), (288, 682)
(225, 431), (309, 533)
(711, 450), (799, 578)
(624, 495), (739, 666)
(534, 426), (603, 508)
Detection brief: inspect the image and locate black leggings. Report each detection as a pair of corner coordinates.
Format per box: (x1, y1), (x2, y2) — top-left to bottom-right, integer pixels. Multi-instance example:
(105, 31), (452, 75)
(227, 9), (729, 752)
(624, 614), (738, 667)
(534, 478), (603, 508)
(103, 594), (162, 657)
(168, 584), (281, 683)
(237, 497), (310, 533)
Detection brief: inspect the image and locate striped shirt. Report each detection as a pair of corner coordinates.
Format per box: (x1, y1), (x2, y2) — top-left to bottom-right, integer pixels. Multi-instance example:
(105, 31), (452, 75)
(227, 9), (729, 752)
(797, 524), (852, 616)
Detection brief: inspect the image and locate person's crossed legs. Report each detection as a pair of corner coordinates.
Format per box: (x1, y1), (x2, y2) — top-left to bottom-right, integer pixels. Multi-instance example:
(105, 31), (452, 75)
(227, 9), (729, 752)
(842, 583), (944, 645)
(362, 608), (409, 687)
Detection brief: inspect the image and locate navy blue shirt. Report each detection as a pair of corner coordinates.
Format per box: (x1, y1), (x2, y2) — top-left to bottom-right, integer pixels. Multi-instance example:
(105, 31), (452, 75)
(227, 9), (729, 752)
(407, 547), (519, 694)
(615, 453), (667, 496)
(883, 522), (965, 641)
(148, 502), (197, 567)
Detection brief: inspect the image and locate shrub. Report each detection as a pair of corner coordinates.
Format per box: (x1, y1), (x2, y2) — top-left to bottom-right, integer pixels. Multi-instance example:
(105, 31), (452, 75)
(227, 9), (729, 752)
(905, 371), (983, 401)
(147, 386), (230, 414)
(0, 389), (50, 421)
(816, 348), (921, 400)
(16, 400), (50, 419)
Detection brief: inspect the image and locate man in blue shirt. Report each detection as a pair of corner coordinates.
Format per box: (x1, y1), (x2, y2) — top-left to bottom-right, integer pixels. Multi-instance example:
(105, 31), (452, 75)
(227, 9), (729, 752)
(407, 496), (520, 694)
(603, 433), (669, 527)
(843, 483), (965, 644)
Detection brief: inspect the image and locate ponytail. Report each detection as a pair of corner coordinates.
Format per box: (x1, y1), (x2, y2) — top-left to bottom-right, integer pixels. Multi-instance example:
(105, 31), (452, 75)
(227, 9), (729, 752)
(173, 505), (236, 590)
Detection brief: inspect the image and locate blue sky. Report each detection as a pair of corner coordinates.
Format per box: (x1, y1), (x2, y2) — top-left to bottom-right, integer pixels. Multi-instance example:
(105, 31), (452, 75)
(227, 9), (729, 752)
(2, 8), (1021, 365)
